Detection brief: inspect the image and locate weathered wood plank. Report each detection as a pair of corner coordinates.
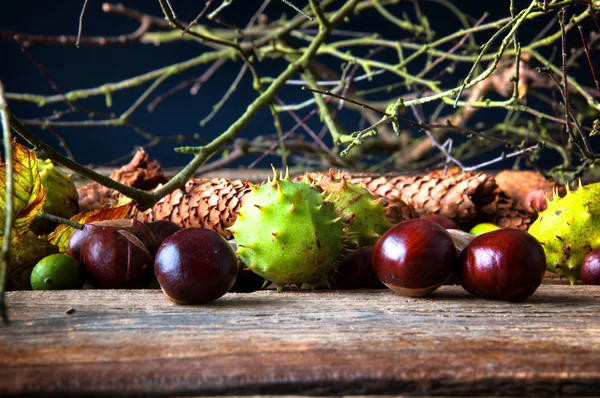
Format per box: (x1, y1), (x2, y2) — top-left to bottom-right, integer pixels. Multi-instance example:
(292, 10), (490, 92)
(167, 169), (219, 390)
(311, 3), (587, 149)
(1, 286), (599, 397)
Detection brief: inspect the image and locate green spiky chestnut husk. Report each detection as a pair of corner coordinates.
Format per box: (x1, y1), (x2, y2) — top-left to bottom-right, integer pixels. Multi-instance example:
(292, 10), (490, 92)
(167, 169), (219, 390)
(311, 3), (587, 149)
(31, 159), (79, 234)
(229, 168), (344, 289)
(306, 170), (393, 247)
(528, 182), (600, 284)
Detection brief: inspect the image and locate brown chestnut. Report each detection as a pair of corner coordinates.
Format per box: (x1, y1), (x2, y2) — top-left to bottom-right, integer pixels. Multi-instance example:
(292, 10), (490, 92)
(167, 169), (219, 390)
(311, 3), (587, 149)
(145, 220), (183, 247)
(154, 228), (238, 304)
(97, 219), (159, 256)
(372, 219), (457, 297)
(80, 227), (154, 288)
(227, 239), (265, 293)
(332, 247), (386, 290)
(68, 219), (159, 259)
(581, 249), (600, 285)
(421, 214), (460, 230)
(67, 224), (100, 261)
(457, 228), (546, 302)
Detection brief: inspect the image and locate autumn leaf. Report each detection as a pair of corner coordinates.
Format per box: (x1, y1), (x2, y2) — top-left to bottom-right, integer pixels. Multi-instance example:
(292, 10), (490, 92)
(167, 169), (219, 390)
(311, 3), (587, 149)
(48, 203), (133, 253)
(0, 140), (46, 236)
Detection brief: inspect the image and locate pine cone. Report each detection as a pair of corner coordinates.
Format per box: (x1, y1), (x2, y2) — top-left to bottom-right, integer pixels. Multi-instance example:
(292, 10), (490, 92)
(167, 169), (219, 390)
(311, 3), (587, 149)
(78, 148), (167, 212)
(136, 178), (253, 239)
(479, 192), (536, 231)
(347, 168), (499, 228)
(381, 196), (420, 224)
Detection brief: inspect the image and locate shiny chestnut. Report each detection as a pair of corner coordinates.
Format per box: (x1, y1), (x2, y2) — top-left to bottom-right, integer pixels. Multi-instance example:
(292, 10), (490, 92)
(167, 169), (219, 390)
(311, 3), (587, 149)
(333, 247), (385, 290)
(80, 227), (154, 288)
(67, 224), (100, 261)
(68, 219), (159, 259)
(102, 219), (159, 256)
(581, 249), (600, 285)
(457, 228), (546, 302)
(155, 228), (238, 304)
(145, 220), (183, 247)
(372, 219), (457, 296)
(421, 215), (460, 231)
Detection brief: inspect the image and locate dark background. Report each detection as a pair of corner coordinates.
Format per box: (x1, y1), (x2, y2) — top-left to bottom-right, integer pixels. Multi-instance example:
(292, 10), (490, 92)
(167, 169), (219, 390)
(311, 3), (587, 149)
(0, 1), (595, 170)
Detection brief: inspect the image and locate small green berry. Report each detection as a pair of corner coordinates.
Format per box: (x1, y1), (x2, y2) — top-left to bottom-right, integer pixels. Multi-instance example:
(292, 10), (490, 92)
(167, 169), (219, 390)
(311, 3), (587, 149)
(31, 254), (85, 290)
(469, 223), (501, 236)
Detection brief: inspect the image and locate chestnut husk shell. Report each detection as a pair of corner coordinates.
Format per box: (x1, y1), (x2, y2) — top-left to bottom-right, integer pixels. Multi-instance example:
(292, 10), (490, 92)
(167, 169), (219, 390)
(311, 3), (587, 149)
(444, 229), (476, 285)
(446, 229), (475, 254)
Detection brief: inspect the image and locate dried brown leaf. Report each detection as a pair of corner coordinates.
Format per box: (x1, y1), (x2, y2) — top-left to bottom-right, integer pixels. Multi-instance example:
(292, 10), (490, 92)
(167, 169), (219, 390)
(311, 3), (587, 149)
(48, 203), (133, 252)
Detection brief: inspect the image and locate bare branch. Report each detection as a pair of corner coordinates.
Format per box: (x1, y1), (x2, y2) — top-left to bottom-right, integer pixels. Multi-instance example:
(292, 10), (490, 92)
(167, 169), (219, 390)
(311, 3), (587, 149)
(301, 86), (388, 116)
(181, 0), (216, 36)
(15, 40), (75, 110)
(281, 0), (314, 21)
(0, 5), (152, 46)
(76, 0), (90, 47)
(578, 25), (600, 95)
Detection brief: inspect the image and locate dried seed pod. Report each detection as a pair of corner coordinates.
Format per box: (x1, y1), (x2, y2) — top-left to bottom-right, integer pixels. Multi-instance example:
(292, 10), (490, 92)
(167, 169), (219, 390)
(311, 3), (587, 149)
(78, 148), (167, 212)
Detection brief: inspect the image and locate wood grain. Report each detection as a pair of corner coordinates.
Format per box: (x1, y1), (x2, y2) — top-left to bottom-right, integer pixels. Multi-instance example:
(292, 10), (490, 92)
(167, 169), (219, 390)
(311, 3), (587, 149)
(1, 286), (600, 397)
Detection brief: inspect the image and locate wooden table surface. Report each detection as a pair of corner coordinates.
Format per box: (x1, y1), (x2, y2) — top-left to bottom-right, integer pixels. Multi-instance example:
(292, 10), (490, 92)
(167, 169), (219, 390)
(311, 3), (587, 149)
(1, 285), (600, 397)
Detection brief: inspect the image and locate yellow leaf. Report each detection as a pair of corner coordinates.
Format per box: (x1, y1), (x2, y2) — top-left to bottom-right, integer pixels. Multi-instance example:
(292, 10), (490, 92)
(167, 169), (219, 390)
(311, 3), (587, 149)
(48, 203), (133, 253)
(0, 140), (46, 236)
